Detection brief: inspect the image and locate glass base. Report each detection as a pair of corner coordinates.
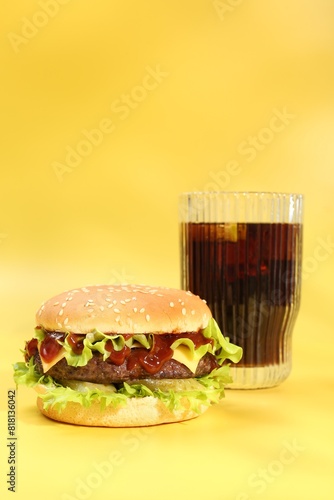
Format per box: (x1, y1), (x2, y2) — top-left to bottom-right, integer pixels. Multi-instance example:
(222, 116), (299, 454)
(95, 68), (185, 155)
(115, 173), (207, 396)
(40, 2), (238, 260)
(226, 361), (292, 389)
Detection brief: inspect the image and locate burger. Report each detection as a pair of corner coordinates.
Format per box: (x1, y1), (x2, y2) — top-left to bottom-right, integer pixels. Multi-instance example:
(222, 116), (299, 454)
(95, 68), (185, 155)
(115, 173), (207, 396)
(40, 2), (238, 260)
(13, 284), (242, 427)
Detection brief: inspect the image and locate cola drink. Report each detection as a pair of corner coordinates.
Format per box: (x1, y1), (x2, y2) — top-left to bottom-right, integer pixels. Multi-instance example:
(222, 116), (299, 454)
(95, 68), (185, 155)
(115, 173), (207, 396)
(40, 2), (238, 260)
(181, 222), (303, 368)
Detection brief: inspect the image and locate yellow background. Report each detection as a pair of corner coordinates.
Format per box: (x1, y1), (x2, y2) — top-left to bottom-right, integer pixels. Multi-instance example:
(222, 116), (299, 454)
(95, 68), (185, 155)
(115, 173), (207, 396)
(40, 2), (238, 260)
(1, 1), (333, 499)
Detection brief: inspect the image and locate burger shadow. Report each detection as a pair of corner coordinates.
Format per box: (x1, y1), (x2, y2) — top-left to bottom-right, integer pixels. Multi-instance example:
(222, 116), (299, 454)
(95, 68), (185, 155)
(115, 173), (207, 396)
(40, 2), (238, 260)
(209, 386), (294, 430)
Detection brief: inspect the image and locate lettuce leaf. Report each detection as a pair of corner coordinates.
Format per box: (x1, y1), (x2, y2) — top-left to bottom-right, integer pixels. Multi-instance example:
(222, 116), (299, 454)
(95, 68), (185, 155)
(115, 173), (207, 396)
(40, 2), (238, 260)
(14, 357), (45, 386)
(35, 329), (154, 367)
(62, 336), (93, 367)
(170, 337), (212, 361)
(13, 358), (232, 414)
(34, 327), (46, 342)
(169, 318), (243, 365)
(14, 318), (242, 414)
(202, 318), (243, 364)
(33, 318), (242, 368)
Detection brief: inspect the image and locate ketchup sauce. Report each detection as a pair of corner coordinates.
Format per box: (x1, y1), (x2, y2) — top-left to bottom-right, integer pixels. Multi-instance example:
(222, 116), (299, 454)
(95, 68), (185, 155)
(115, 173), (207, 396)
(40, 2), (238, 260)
(39, 332), (65, 362)
(126, 332), (212, 375)
(67, 333), (85, 355)
(105, 340), (131, 365)
(25, 338), (38, 361)
(29, 330), (212, 374)
(127, 336), (174, 374)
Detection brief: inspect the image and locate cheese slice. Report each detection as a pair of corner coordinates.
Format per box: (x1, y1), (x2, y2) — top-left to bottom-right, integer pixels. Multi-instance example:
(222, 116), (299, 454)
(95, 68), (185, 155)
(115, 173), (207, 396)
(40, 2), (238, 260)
(171, 345), (200, 374)
(38, 346), (66, 373)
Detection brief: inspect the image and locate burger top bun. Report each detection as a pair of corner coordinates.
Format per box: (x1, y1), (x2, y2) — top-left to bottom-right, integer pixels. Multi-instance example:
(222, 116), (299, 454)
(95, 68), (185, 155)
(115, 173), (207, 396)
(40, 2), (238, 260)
(36, 284), (212, 335)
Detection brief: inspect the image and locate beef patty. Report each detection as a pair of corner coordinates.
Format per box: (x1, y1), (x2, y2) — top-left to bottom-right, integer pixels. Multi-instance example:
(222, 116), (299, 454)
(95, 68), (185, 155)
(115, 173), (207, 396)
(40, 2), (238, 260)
(34, 351), (219, 384)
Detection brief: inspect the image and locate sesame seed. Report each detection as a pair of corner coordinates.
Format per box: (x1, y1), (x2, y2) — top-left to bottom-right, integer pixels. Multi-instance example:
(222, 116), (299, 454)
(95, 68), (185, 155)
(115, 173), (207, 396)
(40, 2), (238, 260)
(64, 317), (69, 325)
(132, 297), (137, 301)
(99, 306), (104, 312)
(62, 302), (67, 308)
(87, 308), (94, 313)
(156, 293), (164, 297)
(113, 300), (118, 304)
(115, 316), (121, 323)
(53, 301), (59, 306)
(66, 296), (73, 301)
(125, 298), (131, 303)
(87, 299), (94, 303)
(105, 298), (111, 302)
(57, 322), (62, 328)
(120, 300), (126, 305)
(133, 307), (138, 313)
(139, 307), (145, 313)
(146, 314), (150, 322)
(191, 310), (196, 315)
(169, 302), (174, 307)
(114, 308), (120, 313)
(59, 309), (64, 316)
(82, 288), (90, 293)
(107, 304), (113, 308)
(181, 301), (185, 306)
(182, 308), (186, 315)
(186, 291), (193, 296)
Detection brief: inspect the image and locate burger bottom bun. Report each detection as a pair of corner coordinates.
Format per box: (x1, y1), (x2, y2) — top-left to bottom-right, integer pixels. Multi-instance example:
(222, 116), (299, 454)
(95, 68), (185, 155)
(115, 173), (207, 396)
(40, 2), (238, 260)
(36, 396), (208, 427)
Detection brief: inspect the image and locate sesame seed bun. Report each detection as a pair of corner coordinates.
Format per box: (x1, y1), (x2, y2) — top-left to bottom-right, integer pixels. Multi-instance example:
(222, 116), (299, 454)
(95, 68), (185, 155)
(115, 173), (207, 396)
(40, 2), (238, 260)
(36, 284), (211, 334)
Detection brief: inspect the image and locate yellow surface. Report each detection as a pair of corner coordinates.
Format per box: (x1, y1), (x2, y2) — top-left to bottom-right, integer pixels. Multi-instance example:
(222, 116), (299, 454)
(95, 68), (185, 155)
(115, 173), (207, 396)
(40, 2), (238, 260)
(1, 1), (334, 498)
